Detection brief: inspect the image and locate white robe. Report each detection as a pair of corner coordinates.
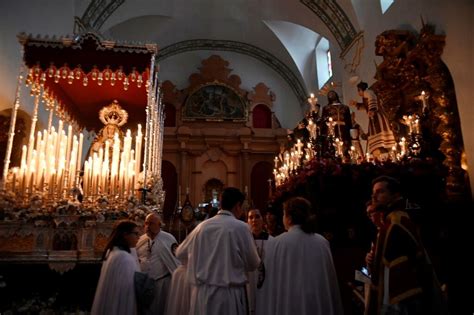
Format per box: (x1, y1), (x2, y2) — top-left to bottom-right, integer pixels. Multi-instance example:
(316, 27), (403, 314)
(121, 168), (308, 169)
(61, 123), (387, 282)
(166, 264), (191, 315)
(256, 226), (343, 315)
(247, 235), (273, 315)
(176, 210), (260, 315)
(136, 230), (180, 315)
(91, 247), (140, 315)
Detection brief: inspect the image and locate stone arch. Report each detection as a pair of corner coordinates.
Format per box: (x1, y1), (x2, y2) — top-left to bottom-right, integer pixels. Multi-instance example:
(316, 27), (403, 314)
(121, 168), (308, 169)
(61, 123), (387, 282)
(158, 40), (307, 105)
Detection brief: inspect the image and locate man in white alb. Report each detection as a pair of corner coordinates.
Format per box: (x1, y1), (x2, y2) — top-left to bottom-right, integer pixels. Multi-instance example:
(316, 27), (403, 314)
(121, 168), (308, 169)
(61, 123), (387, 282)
(176, 187), (260, 315)
(136, 213), (180, 315)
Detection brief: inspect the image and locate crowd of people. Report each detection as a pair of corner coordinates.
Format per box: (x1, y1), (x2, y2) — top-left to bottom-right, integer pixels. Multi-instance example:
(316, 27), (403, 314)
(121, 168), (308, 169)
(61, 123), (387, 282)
(91, 179), (446, 315)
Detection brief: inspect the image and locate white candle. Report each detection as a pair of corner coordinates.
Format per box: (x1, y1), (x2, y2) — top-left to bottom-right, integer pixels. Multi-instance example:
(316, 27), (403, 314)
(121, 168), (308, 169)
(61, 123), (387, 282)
(83, 160), (89, 197)
(11, 167), (18, 192)
(65, 125), (73, 168)
(135, 124), (143, 189)
(76, 132), (84, 185)
(421, 91), (427, 111)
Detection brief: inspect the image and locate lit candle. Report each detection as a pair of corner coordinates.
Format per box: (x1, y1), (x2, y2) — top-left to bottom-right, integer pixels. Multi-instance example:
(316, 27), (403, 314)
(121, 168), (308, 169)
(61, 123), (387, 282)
(135, 124), (143, 189)
(421, 91), (428, 111)
(76, 132), (84, 185)
(65, 125), (73, 168)
(414, 118), (420, 134)
(296, 139), (303, 155)
(11, 167), (18, 192)
(308, 93), (318, 112)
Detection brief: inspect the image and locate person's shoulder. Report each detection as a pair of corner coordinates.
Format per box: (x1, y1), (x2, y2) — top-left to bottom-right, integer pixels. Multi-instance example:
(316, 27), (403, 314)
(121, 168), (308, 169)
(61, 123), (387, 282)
(137, 234), (148, 243)
(160, 230), (177, 242)
(312, 232), (330, 246)
(109, 247), (134, 261)
(231, 218), (252, 230)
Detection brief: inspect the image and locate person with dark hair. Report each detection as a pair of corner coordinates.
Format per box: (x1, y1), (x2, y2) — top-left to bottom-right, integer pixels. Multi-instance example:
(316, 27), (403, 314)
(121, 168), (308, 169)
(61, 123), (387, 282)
(91, 220), (140, 315)
(366, 176), (447, 315)
(264, 211), (284, 237)
(136, 213), (180, 315)
(257, 197), (343, 315)
(176, 187), (260, 315)
(350, 82), (396, 157)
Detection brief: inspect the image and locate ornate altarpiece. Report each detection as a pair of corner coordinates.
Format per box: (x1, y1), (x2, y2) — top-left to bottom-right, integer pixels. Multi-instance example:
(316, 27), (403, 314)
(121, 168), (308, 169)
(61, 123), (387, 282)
(160, 55), (287, 240)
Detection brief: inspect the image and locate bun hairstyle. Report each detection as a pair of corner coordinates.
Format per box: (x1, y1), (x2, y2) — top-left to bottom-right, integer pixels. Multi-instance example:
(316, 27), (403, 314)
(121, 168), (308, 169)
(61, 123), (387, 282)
(357, 81), (369, 91)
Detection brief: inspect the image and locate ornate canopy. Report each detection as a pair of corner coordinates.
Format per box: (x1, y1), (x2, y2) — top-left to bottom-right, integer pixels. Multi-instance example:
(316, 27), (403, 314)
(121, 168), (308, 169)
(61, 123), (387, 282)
(18, 32), (158, 131)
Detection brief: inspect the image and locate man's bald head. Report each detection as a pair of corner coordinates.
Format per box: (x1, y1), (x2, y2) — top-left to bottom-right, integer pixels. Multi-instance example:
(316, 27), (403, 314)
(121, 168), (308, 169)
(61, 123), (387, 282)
(144, 213), (162, 238)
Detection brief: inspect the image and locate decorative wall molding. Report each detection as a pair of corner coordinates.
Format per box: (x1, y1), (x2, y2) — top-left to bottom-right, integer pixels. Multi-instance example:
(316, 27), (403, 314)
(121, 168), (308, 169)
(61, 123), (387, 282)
(158, 40), (308, 105)
(300, 0), (358, 50)
(81, 0), (125, 30)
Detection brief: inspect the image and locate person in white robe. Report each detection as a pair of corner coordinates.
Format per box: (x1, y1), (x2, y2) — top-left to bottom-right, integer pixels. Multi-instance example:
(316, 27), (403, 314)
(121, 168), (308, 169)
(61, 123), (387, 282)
(166, 253), (191, 315)
(136, 213), (180, 315)
(257, 197), (343, 315)
(246, 209), (273, 315)
(176, 187), (260, 315)
(92, 220), (141, 315)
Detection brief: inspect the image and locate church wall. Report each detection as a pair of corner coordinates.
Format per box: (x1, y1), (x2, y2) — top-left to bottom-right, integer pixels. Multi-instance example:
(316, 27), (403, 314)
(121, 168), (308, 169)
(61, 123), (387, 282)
(342, 0), (474, 195)
(159, 51), (304, 129)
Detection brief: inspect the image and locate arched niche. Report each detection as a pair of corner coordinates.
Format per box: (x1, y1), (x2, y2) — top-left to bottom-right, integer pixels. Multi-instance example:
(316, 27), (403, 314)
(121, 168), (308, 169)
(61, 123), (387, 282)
(199, 160), (228, 202)
(203, 178), (224, 205)
(248, 82), (276, 129)
(250, 161), (273, 211)
(164, 103), (176, 127)
(252, 104), (272, 128)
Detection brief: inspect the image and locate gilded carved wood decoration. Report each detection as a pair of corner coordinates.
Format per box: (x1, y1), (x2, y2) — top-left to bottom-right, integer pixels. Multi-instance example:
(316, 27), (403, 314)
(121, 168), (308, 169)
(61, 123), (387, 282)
(371, 24), (467, 197)
(181, 55), (248, 122)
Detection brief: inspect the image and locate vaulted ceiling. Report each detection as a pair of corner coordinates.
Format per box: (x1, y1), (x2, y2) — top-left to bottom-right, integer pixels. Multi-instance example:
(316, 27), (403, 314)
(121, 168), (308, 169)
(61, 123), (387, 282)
(74, 0), (362, 127)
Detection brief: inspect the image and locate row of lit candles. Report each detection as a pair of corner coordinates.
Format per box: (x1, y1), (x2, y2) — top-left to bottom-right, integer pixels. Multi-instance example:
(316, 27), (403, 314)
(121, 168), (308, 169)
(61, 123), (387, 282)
(8, 120), (84, 197)
(273, 136), (413, 186)
(83, 127), (142, 199)
(6, 120), (145, 201)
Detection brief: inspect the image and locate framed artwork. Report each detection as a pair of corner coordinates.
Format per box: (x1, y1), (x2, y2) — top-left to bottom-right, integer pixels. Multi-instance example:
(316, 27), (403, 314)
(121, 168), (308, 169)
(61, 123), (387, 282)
(183, 84), (247, 121)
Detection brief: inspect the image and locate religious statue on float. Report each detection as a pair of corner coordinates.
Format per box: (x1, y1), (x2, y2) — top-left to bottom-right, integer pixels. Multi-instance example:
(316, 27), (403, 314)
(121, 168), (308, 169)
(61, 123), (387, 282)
(89, 100), (128, 155)
(350, 82), (396, 159)
(320, 90), (353, 157)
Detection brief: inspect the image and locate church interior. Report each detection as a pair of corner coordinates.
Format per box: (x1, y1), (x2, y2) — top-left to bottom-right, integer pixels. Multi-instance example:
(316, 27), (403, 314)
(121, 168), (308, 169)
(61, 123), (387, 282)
(0, 0), (473, 314)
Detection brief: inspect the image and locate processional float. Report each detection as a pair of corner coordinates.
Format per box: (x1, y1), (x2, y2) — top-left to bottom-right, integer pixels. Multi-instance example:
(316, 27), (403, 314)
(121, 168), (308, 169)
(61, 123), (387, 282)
(0, 32), (165, 267)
